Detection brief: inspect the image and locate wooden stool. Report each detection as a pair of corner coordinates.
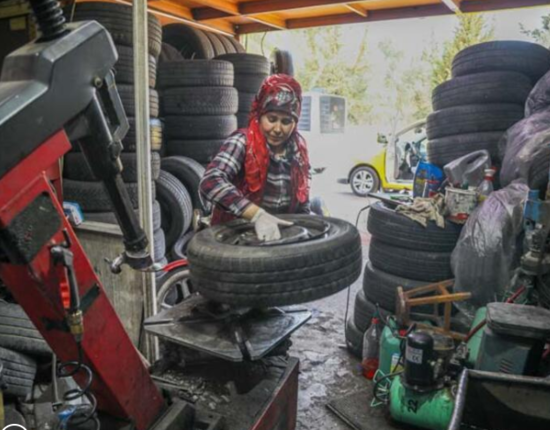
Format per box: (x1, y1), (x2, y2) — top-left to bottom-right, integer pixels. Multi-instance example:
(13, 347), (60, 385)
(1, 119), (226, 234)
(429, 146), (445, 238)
(396, 280), (472, 341)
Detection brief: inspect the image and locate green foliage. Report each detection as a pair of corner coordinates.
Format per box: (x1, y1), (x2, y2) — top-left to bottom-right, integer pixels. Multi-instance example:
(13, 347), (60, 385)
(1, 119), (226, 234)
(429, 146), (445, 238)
(424, 14), (494, 88)
(375, 39), (432, 133)
(521, 13), (550, 47)
(294, 27), (372, 125)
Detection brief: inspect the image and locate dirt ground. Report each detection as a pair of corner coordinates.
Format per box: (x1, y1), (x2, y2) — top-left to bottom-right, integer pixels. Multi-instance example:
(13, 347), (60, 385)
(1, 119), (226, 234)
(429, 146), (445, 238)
(290, 169), (377, 430)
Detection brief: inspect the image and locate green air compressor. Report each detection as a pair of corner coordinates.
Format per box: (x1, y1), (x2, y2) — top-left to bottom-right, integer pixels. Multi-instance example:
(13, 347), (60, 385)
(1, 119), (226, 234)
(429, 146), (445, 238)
(388, 330), (456, 430)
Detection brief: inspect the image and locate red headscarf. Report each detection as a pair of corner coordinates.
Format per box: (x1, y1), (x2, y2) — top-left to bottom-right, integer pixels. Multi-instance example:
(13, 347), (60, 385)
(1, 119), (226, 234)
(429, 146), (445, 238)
(243, 74), (310, 206)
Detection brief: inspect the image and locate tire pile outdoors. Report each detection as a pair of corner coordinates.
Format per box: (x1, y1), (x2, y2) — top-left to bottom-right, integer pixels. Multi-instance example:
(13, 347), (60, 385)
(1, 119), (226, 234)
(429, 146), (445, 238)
(346, 40), (550, 357)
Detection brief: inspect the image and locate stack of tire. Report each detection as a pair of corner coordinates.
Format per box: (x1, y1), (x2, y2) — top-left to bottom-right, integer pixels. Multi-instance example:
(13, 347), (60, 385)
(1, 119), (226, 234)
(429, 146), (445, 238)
(426, 41), (550, 169)
(162, 24), (245, 60)
(215, 54), (271, 129)
(159, 60), (237, 165)
(345, 202), (462, 357)
(62, 2), (167, 264)
(0, 301), (50, 400)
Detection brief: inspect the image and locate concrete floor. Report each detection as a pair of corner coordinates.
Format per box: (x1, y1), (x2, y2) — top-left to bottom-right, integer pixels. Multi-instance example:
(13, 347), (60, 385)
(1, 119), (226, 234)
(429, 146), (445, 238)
(290, 169), (378, 430)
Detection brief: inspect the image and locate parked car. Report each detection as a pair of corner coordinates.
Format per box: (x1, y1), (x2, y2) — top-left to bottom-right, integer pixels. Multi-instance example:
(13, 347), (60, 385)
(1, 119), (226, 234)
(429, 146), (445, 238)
(339, 120), (427, 196)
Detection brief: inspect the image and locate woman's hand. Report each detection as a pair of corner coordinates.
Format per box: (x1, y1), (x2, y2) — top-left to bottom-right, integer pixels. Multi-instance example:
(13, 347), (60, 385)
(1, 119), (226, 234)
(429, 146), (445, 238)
(249, 208), (293, 241)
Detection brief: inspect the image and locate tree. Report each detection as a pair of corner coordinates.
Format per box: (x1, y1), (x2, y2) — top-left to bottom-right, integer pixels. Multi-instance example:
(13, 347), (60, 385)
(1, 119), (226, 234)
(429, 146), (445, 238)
(295, 26), (372, 125)
(521, 13), (550, 48)
(424, 13), (494, 88)
(374, 39), (432, 133)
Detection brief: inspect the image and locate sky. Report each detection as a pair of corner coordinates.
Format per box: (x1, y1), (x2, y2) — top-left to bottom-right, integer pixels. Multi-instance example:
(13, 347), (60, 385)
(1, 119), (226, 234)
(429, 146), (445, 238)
(252, 5), (550, 68)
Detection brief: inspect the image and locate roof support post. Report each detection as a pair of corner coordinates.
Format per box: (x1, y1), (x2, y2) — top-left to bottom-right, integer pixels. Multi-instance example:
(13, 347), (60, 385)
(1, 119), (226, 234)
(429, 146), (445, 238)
(133, 0), (158, 361)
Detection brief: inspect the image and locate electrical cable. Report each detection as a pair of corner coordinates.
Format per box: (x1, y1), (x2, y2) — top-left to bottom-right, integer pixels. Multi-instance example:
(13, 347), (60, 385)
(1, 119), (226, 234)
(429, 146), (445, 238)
(56, 343), (100, 429)
(343, 203), (372, 345)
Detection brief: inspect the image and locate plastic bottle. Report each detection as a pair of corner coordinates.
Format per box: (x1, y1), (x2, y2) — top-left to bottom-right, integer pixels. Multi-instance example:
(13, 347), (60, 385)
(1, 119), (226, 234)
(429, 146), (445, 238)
(361, 315), (382, 379)
(478, 168), (495, 202)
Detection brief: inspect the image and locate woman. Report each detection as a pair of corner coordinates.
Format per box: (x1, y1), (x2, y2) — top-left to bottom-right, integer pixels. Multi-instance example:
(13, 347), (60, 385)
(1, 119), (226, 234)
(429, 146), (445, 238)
(199, 74), (310, 242)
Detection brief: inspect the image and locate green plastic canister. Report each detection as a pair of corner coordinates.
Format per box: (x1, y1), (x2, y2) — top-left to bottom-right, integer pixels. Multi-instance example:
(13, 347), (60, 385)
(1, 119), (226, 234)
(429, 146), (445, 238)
(379, 319), (403, 375)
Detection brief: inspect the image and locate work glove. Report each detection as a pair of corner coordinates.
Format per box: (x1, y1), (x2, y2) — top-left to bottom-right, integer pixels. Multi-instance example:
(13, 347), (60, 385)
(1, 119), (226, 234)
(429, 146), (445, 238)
(251, 209), (293, 241)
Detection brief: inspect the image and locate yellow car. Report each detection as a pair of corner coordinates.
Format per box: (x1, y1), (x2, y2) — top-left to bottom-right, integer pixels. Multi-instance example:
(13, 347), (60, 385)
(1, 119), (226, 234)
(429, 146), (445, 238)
(340, 121), (427, 196)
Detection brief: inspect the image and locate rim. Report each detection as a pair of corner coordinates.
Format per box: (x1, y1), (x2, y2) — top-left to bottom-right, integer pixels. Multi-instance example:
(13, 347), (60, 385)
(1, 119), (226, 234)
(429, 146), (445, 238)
(352, 170), (375, 194)
(157, 268), (193, 310)
(215, 218), (330, 247)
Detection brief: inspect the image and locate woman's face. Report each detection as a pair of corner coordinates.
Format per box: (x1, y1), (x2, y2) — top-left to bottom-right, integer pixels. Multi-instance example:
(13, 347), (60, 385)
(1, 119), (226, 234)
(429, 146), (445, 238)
(260, 112), (296, 147)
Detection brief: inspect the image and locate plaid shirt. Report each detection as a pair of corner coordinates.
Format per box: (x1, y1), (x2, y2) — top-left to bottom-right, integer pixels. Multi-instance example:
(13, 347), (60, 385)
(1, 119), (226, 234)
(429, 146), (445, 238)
(200, 132), (310, 217)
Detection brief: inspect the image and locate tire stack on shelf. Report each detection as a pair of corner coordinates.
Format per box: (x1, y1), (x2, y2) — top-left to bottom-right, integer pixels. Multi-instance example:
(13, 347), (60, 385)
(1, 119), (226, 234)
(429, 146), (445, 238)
(63, 2), (166, 264)
(159, 60), (238, 165)
(215, 54), (271, 129)
(427, 41), (550, 169)
(162, 24), (245, 60)
(345, 202), (462, 357)
(157, 59), (237, 259)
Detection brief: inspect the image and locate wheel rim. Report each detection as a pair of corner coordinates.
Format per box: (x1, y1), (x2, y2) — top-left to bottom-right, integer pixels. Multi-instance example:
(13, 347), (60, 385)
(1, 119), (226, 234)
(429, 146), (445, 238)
(215, 218), (330, 247)
(352, 170), (374, 194)
(157, 268), (193, 310)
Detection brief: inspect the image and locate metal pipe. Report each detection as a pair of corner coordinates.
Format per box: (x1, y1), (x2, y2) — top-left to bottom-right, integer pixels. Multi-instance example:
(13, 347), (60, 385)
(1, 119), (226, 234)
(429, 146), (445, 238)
(448, 369), (468, 430)
(133, 0), (158, 361)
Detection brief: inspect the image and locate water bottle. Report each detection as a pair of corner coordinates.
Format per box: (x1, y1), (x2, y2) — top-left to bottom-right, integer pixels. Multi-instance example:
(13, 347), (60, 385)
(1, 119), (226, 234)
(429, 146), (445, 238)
(361, 315), (382, 379)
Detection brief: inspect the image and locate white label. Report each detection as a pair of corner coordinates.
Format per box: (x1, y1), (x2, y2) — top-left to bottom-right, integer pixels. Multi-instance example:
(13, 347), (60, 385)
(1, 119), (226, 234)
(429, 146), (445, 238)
(406, 345), (423, 364)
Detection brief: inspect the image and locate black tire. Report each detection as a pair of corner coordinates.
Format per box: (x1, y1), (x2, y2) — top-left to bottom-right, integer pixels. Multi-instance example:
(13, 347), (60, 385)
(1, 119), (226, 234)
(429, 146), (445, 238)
(227, 36), (246, 54)
(349, 166), (380, 196)
(188, 215), (362, 307)
(369, 238), (452, 282)
(114, 45), (157, 88)
(164, 115), (237, 140)
(452, 41), (550, 84)
(367, 201), (461, 252)
(162, 24), (214, 59)
(156, 171), (193, 251)
(238, 92), (256, 113)
(154, 228), (166, 262)
(157, 60), (234, 89)
(362, 261), (426, 312)
(63, 180), (155, 212)
(123, 118), (163, 152)
(432, 72), (532, 111)
(84, 200), (162, 230)
(170, 230), (195, 261)
(237, 112), (249, 129)
(345, 317), (363, 359)
(0, 302), (50, 356)
(426, 104), (524, 140)
(427, 132), (504, 167)
(217, 34), (237, 54)
(0, 346), (37, 398)
(215, 53), (270, 75)
(70, 2), (162, 58)
(204, 31), (226, 56)
(64, 152), (161, 182)
(158, 42), (184, 63)
(161, 87), (238, 116)
(117, 85), (159, 118)
(161, 156), (207, 211)
(234, 73), (267, 93)
(166, 140), (224, 165)
(354, 289), (375, 332)
(270, 49), (294, 76)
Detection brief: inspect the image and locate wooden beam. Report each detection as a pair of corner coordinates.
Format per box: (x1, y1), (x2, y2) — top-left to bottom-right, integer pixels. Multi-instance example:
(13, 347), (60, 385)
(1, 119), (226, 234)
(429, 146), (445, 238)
(248, 13), (287, 30)
(194, 0), (366, 21)
(345, 4), (368, 17)
(192, 0), (239, 15)
(146, 0), (194, 21)
(440, 0), (461, 13)
(236, 0), (550, 34)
